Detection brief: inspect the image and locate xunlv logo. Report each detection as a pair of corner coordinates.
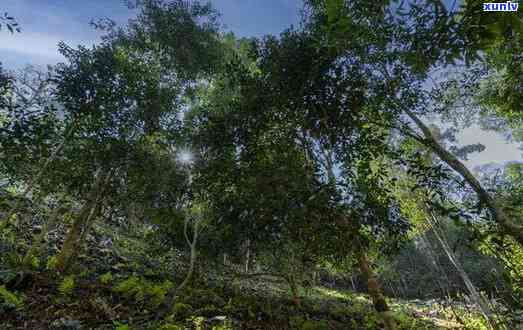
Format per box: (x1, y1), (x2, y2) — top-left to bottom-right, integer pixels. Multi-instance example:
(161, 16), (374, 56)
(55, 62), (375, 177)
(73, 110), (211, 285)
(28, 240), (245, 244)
(483, 1), (519, 11)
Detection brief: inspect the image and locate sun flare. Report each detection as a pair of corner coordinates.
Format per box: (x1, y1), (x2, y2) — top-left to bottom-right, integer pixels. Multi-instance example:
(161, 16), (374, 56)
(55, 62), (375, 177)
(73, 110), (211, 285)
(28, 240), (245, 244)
(177, 149), (194, 165)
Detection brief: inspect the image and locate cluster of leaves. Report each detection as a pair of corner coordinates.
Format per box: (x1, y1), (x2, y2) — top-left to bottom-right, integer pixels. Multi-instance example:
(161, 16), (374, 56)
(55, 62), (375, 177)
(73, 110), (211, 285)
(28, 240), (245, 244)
(0, 12), (20, 33)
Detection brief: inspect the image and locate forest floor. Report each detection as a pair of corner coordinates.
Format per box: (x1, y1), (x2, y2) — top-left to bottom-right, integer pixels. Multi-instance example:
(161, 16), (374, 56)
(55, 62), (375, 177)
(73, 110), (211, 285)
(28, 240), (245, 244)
(1, 270), (489, 330)
(0, 219), (494, 329)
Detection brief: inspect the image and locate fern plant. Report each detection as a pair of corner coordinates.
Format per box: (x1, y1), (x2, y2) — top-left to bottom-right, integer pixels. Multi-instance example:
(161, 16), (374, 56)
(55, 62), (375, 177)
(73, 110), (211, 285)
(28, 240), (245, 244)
(0, 285), (23, 310)
(58, 275), (76, 296)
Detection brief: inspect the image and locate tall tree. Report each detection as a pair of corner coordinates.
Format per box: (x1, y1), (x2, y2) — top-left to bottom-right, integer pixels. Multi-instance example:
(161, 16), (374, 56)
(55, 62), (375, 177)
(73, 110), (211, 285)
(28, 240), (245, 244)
(51, 0), (222, 272)
(304, 0), (523, 247)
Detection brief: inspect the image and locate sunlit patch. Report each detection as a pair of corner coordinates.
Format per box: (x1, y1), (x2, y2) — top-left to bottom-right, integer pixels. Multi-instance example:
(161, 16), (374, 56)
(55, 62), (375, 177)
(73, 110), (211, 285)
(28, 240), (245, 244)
(177, 149), (194, 165)
(314, 287), (354, 300)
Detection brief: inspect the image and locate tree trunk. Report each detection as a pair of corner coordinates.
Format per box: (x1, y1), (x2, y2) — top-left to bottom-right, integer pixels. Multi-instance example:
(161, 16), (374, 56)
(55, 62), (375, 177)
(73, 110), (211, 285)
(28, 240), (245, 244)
(23, 205), (61, 268)
(161, 216), (200, 318)
(286, 274), (301, 306)
(399, 277), (408, 297)
(356, 245), (397, 330)
(350, 274), (357, 291)
(55, 198), (99, 273)
(55, 170), (109, 273)
(403, 108), (523, 247)
(427, 212), (497, 330)
(245, 239), (251, 273)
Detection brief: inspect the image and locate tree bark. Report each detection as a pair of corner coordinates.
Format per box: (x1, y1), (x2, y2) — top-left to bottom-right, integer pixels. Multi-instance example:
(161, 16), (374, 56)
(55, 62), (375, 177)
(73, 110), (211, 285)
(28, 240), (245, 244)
(55, 170), (110, 273)
(286, 274), (301, 306)
(336, 215), (396, 329)
(161, 216), (200, 318)
(403, 108), (523, 246)
(356, 243), (397, 330)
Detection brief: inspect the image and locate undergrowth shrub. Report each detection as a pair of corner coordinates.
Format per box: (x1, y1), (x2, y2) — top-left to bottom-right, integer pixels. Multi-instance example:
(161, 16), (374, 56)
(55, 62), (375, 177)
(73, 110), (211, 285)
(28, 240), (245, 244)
(46, 256), (58, 271)
(113, 320), (130, 330)
(99, 271), (113, 285)
(158, 324), (183, 330)
(171, 302), (193, 320)
(0, 285), (23, 311)
(113, 275), (173, 308)
(58, 275), (76, 296)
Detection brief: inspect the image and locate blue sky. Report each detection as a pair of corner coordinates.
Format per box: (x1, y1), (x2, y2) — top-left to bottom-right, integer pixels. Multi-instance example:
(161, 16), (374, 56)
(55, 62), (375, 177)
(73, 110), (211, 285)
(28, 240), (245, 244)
(0, 0), (301, 67)
(0, 0), (521, 169)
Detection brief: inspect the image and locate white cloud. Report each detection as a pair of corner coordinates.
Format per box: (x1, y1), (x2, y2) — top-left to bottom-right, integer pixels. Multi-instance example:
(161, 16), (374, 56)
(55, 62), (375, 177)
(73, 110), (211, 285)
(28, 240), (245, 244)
(0, 0), (121, 66)
(0, 32), (65, 59)
(0, 31), (101, 69)
(457, 126), (522, 169)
